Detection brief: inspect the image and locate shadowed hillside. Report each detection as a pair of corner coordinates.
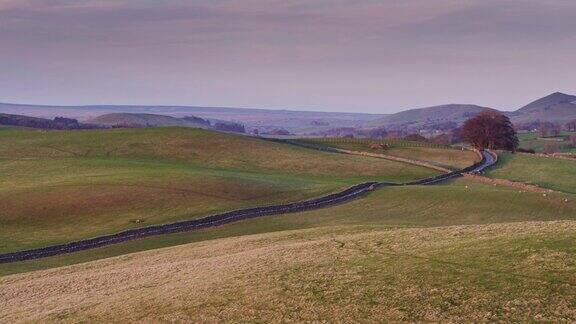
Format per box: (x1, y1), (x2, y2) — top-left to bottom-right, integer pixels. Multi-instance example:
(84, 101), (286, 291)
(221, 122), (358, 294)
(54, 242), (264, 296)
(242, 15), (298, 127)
(88, 113), (211, 128)
(0, 102), (384, 135)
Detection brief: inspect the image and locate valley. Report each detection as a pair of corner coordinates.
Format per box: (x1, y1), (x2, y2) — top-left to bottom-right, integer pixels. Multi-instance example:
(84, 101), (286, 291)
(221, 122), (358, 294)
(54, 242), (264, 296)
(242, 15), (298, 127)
(3, 1), (575, 321)
(1, 125), (575, 321)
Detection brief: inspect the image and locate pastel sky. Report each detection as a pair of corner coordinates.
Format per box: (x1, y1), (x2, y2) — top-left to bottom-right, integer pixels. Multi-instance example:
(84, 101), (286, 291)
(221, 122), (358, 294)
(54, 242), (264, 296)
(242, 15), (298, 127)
(1, 0), (575, 113)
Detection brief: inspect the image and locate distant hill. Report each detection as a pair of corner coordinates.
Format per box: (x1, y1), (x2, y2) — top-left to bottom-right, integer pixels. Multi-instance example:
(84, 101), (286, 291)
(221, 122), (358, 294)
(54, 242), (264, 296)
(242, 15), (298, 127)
(509, 92), (576, 124)
(2, 91), (575, 134)
(517, 92), (576, 113)
(364, 92), (576, 131)
(365, 104), (487, 130)
(0, 113), (99, 130)
(88, 113), (211, 128)
(0, 102), (384, 135)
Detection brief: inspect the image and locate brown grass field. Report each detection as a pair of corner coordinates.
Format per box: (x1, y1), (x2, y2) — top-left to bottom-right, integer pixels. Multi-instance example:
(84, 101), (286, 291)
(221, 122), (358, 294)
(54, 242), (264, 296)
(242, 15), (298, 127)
(2, 220), (575, 322)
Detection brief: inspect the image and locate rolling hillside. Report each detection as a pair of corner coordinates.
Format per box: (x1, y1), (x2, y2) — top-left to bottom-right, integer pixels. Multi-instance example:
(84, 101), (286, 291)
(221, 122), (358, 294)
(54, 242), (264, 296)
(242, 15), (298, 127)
(0, 127), (437, 255)
(363, 92), (576, 130)
(295, 137), (480, 170)
(1, 128), (575, 321)
(510, 92), (576, 124)
(2, 179), (575, 321)
(517, 92), (576, 113)
(486, 152), (576, 193)
(0, 102), (384, 135)
(366, 104), (486, 129)
(2, 92), (575, 135)
(87, 113), (211, 128)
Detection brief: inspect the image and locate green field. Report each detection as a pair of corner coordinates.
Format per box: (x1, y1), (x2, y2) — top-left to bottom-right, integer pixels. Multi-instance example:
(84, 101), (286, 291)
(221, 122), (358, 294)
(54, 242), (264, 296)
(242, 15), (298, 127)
(518, 131), (576, 153)
(2, 179), (575, 321)
(486, 152), (576, 193)
(0, 127), (438, 254)
(2, 178), (574, 275)
(295, 138), (479, 170)
(2, 128), (576, 321)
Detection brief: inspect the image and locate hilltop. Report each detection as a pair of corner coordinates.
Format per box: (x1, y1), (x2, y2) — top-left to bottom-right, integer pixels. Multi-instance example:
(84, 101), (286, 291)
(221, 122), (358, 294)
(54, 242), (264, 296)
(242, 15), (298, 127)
(365, 104), (486, 130)
(509, 92), (576, 124)
(87, 113), (211, 128)
(0, 113), (100, 129)
(0, 102), (384, 135)
(516, 92), (576, 113)
(363, 92), (576, 132)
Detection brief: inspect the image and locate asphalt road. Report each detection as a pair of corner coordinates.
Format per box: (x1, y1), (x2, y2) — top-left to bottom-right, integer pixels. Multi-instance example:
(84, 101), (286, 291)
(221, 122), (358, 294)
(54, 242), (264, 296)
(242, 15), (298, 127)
(470, 150), (496, 173)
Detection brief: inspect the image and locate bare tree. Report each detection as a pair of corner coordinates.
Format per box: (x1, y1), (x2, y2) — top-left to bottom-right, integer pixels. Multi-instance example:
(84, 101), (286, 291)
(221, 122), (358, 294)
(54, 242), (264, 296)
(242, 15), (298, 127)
(540, 122), (561, 137)
(569, 134), (576, 147)
(566, 119), (576, 132)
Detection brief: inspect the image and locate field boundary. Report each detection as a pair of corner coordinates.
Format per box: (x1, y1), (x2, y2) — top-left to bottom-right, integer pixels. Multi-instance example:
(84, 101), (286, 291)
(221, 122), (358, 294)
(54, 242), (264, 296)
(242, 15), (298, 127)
(270, 138), (476, 172)
(463, 174), (553, 193)
(0, 150), (492, 264)
(517, 152), (576, 161)
(294, 137), (457, 149)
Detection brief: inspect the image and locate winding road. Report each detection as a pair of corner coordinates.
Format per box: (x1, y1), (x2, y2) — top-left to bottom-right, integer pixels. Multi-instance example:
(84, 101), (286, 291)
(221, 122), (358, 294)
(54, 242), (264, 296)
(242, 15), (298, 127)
(470, 150), (496, 174)
(0, 149), (496, 264)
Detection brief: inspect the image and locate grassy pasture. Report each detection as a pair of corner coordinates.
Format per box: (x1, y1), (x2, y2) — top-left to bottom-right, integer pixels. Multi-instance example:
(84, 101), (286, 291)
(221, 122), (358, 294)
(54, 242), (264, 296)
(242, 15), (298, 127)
(2, 178), (574, 275)
(486, 152), (576, 193)
(0, 128), (437, 180)
(0, 127), (438, 253)
(1, 127), (575, 321)
(295, 137), (479, 169)
(518, 131), (576, 153)
(2, 219), (575, 322)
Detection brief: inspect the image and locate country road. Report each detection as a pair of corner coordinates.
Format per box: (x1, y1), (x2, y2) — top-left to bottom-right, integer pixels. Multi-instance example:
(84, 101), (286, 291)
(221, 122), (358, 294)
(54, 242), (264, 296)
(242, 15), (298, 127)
(470, 150), (496, 173)
(0, 150), (496, 264)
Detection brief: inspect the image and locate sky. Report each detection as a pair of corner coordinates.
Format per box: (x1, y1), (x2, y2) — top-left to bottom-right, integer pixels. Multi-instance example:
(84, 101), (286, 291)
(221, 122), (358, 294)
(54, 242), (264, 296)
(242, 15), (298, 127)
(0, 0), (575, 113)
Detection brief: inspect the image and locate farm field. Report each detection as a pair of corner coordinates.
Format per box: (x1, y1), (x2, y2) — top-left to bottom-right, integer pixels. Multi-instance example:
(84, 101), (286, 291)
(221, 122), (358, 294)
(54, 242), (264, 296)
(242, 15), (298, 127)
(0, 127), (438, 254)
(2, 203), (575, 321)
(2, 129), (575, 322)
(486, 152), (576, 193)
(4, 1), (576, 322)
(2, 178), (574, 275)
(295, 138), (479, 170)
(518, 131), (576, 153)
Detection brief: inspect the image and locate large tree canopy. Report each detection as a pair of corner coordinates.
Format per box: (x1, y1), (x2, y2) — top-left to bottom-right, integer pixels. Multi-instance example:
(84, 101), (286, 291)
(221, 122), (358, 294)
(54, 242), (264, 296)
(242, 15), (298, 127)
(462, 109), (518, 151)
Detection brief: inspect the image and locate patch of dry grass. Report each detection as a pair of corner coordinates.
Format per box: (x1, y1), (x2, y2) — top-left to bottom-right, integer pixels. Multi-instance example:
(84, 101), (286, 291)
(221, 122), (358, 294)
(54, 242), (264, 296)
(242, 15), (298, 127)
(2, 221), (575, 322)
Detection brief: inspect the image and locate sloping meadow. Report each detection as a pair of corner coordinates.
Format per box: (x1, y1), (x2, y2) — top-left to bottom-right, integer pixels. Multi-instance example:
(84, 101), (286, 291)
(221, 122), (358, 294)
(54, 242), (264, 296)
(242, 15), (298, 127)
(0, 127), (437, 254)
